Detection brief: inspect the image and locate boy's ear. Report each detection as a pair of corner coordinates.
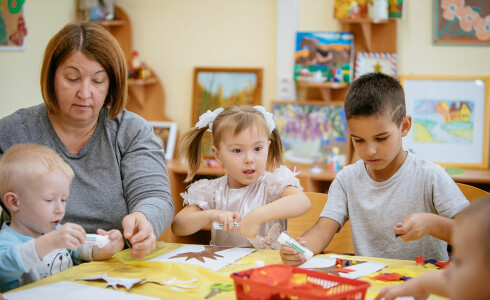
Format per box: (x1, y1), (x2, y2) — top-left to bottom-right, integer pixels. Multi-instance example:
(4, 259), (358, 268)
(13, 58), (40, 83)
(3, 192), (20, 212)
(400, 115), (412, 137)
(211, 146), (222, 164)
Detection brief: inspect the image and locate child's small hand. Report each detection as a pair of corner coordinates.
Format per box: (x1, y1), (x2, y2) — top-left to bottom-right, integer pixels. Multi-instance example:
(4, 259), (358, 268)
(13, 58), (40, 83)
(394, 213), (431, 241)
(375, 278), (429, 300)
(236, 212), (261, 238)
(279, 238), (308, 266)
(209, 210), (241, 232)
(50, 222), (86, 250)
(92, 229), (124, 261)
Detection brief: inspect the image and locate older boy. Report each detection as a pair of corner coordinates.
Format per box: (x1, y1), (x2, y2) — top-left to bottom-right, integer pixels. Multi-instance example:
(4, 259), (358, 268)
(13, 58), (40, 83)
(0, 144), (124, 292)
(376, 196), (490, 300)
(280, 72), (469, 263)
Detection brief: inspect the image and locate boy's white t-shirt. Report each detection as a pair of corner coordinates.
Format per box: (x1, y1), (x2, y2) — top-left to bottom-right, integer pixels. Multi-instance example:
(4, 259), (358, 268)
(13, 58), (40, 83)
(321, 151), (470, 261)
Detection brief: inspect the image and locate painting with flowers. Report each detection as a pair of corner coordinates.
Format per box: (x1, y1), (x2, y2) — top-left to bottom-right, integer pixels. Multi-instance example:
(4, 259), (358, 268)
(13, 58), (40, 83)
(272, 101), (348, 166)
(433, 0), (490, 45)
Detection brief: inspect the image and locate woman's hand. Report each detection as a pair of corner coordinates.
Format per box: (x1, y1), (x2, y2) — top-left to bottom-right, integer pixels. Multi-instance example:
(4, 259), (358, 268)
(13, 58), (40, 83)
(122, 212), (156, 258)
(91, 229), (124, 260)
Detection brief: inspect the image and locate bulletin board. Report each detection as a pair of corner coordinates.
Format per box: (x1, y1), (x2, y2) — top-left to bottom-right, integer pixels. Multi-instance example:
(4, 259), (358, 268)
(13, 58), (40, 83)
(0, 0), (27, 51)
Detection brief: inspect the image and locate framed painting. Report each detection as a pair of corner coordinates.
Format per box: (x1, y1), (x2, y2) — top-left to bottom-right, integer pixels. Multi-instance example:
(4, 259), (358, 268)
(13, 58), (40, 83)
(192, 67), (262, 157)
(271, 101), (348, 167)
(0, 0), (27, 51)
(433, 0), (490, 45)
(149, 121), (178, 161)
(400, 75), (490, 168)
(354, 52), (397, 80)
(294, 31), (355, 83)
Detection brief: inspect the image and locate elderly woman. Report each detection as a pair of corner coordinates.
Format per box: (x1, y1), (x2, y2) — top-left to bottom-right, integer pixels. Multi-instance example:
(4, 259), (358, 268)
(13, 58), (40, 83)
(0, 23), (174, 258)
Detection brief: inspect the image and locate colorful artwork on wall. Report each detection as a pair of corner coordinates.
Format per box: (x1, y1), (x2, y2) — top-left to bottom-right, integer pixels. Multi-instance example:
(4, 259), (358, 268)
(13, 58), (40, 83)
(433, 0), (490, 45)
(334, 0), (369, 19)
(388, 0), (405, 18)
(354, 52), (397, 79)
(0, 0), (27, 51)
(272, 101), (348, 167)
(401, 75), (490, 168)
(294, 31), (355, 83)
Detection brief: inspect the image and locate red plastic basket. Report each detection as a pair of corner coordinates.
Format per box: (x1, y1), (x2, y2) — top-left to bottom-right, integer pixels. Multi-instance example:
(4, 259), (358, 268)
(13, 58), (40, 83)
(230, 264), (370, 300)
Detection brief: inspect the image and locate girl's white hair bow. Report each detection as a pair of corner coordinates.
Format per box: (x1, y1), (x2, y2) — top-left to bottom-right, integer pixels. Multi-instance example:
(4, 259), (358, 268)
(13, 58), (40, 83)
(195, 107), (224, 131)
(254, 105), (276, 133)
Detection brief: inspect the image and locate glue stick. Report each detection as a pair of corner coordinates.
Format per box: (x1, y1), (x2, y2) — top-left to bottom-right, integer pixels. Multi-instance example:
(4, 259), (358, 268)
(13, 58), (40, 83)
(277, 232), (313, 260)
(85, 234), (110, 248)
(212, 221), (239, 230)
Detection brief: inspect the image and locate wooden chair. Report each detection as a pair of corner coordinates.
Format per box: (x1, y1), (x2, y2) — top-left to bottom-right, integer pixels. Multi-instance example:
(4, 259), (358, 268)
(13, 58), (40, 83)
(288, 192), (355, 255)
(456, 182), (489, 202)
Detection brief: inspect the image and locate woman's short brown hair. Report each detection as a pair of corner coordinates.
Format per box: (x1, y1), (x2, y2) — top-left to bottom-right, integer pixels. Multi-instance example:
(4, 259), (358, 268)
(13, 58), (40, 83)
(40, 22), (127, 119)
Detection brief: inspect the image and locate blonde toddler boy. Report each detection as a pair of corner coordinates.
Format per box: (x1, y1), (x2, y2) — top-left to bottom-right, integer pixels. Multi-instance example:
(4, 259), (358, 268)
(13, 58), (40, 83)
(0, 144), (124, 292)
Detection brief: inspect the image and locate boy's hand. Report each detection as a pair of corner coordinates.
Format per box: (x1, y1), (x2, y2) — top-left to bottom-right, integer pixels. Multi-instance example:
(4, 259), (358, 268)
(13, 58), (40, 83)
(375, 279), (429, 300)
(394, 213), (431, 241)
(49, 223), (86, 250)
(35, 223), (85, 258)
(122, 212), (156, 258)
(92, 229), (124, 261)
(279, 238), (308, 266)
(208, 210), (241, 232)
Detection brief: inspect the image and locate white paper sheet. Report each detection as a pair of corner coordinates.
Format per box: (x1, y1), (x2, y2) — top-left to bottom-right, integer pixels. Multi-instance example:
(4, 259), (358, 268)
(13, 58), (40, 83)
(298, 256), (336, 269)
(4, 281), (159, 300)
(148, 245), (256, 271)
(338, 262), (388, 279)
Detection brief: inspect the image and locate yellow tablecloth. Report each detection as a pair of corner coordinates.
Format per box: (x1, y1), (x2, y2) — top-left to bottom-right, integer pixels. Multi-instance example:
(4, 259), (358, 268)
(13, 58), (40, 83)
(5, 242), (448, 299)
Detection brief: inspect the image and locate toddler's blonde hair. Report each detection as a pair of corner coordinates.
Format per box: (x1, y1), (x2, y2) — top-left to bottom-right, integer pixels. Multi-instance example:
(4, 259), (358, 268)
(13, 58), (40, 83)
(0, 144), (74, 197)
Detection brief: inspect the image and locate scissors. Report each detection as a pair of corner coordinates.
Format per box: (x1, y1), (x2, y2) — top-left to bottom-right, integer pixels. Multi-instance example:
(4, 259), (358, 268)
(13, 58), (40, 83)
(204, 282), (234, 298)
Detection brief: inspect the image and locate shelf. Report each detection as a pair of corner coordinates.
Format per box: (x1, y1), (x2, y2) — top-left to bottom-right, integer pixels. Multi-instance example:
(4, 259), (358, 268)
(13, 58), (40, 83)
(296, 81), (348, 101)
(92, 19), (125, 27)
(337, 18), (389, 24)
(338, 19), (396, 53)
(127, 76), (158, 109)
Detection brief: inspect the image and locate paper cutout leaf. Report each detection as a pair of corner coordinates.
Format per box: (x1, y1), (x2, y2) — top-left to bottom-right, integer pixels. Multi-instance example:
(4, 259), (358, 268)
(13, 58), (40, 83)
(167, 245), (231, 263)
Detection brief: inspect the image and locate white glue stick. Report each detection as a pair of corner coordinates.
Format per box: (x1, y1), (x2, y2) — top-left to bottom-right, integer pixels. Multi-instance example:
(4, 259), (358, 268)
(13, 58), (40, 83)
(85, 234), (110, 248)
(277, 232), (314, 260)
(212, 221), (238, 230)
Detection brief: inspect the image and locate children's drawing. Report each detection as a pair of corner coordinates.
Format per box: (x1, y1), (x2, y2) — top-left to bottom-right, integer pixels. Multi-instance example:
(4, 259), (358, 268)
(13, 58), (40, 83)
(334, 0), (368, 19)
(413, 99), (474, 144)
(388, 0), (405, 18)
(149, 245), (256, 271)
(355, 52), (397, 79)
(294, 31), (354, 83)
(272, 101), (348, 166)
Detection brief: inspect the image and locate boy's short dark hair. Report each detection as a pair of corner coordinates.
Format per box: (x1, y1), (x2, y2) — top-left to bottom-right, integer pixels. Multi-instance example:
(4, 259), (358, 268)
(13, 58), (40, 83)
(344, 72), (406, 126)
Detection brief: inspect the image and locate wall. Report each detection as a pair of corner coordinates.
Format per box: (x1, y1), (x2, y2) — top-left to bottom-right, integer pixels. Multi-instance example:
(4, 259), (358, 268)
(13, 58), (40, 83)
(0, 0), (489, 134)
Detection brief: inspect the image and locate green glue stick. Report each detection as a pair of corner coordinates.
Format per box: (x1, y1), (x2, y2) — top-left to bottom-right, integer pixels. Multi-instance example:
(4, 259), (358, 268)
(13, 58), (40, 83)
(212, 221), (238, 230)
(277, 232), (313, 260)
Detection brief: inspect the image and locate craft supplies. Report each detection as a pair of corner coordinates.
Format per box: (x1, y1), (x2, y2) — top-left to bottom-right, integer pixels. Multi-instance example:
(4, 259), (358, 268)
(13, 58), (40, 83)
(204, 282), (234, 299)
(230, 264), (370, 300)
(212, 221), (238, 230)
(85, 234), (110, 248)
(277, 232), (314, 260)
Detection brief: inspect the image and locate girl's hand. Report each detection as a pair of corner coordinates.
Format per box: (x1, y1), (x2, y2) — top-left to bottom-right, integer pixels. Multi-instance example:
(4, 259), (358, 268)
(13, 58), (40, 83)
(122, 212), (156, 258)
(279, 238), (308, 266)
(92, 229), (124, 261)
(236, 211), (261, 238)
(375, 279), (429, 300)
(208, 210), (241, 232)
(394, 213), (431, 241)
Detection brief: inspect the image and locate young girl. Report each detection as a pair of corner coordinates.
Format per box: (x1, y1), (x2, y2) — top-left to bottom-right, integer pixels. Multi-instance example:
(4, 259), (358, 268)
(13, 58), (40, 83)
(171, 106), (311, 248)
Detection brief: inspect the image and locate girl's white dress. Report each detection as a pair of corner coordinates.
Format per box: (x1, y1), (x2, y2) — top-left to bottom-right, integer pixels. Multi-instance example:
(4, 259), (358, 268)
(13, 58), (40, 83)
(181, 166), (303, 247)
